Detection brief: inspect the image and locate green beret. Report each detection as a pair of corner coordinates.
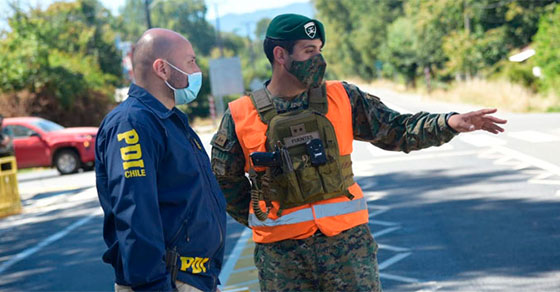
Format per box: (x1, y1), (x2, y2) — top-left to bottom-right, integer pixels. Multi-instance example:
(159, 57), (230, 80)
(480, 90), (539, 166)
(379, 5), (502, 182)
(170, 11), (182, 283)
(266, 14), (325, 47)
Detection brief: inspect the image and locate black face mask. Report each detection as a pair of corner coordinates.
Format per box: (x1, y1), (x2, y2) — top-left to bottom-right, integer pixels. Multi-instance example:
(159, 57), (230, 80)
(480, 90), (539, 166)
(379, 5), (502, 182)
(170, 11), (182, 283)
(286, 53), (327, 88)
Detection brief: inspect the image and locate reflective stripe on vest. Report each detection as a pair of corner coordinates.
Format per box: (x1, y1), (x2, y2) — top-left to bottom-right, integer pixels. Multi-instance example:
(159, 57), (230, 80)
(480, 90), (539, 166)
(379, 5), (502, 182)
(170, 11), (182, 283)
(249, 196), (367, 227)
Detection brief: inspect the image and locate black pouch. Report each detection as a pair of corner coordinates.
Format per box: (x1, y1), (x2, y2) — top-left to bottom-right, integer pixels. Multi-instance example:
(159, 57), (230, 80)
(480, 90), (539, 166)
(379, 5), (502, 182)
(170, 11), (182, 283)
(165, 247), (179, 282)
(306, 138), (327, 166)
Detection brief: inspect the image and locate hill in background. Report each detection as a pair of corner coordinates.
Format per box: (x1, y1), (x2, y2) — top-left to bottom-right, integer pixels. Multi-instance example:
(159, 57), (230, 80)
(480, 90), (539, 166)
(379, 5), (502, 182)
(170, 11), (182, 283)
(212, 2), (314, 37)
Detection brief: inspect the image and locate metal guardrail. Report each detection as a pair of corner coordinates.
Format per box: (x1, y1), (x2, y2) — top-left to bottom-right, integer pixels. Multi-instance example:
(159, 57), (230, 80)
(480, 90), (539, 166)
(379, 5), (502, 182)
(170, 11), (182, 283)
(0, 156), (21, 217)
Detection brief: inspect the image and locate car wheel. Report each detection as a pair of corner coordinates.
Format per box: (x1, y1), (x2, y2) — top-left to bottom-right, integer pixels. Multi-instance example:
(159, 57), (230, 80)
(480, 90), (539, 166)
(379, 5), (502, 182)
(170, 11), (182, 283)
(55, 150), (80, 175)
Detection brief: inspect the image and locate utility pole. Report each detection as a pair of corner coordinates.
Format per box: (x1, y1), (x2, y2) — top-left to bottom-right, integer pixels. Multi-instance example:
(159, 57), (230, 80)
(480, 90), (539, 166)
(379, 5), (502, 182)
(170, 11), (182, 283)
(144, 0), (152, 29)
(463, 0), (471, 81)
(245, 22), (255, 70)
(463, 0), (470, 34)
(214, 4), (224, 57)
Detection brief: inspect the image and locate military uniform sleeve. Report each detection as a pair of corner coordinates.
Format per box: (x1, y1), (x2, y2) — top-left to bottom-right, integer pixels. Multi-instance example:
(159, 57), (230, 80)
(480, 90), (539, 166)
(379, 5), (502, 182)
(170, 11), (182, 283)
(211, 109), (251, 227)
(343, 82), (458, 153)
(97, 119), (172, 291)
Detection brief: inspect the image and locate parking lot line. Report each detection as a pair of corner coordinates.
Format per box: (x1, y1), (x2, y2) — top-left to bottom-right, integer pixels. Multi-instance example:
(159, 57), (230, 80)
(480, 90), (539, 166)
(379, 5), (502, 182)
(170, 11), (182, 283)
(0, 209), (101, 275)
(219, 227), (252, 286)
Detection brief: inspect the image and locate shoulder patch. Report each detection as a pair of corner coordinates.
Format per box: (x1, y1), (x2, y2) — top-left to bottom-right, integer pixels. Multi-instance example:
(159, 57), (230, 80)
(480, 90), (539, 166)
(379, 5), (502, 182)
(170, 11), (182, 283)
(211, 130), (235, 152)
(213, 132), (228, 148)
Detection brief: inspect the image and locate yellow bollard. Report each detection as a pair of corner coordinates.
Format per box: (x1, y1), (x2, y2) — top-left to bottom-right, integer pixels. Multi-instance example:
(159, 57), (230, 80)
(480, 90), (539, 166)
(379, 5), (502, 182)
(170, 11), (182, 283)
(0, 156), (21, 218)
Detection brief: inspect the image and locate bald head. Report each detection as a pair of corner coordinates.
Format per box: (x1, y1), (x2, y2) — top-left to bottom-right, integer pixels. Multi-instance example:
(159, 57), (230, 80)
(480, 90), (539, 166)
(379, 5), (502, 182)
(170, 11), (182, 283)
(132, 28), (191, 83)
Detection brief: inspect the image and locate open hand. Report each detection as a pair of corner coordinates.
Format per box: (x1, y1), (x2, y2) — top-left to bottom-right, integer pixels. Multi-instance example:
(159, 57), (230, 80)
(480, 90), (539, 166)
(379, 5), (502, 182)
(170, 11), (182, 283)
(447, 108), (507, 134)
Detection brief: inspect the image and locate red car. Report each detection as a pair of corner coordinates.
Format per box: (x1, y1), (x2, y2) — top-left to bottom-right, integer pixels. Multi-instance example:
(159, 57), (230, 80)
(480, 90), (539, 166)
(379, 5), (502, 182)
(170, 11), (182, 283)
(2, 117), (97, 175)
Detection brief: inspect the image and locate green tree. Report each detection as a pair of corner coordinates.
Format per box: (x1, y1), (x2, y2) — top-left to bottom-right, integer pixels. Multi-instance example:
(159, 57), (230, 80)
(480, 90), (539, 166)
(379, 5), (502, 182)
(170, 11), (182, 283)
(381, 17), (419, 87)
(407, 0), (557, 80)
(405, 0), (463, 80)
(0, 0), (122, 126)
(533, 4), (560, 97)
(314, 0), (404, 80)
(255, 18), (271, 41)
(314, 0), (557, 87)
(118, 0), (217, 55)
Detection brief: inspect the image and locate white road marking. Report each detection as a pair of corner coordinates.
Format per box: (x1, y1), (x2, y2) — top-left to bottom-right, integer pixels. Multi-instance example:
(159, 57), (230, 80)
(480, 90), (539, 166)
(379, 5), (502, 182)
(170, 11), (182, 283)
(379, 272), (419, 283)
(365, 144), (398, 157)
(0, 206), (101, 238)
(525, 171), (554, 180)
(0, 188), (99, 237)
(511, 162), (532, 170)
(231, 266), (257, 274)
(368, 206), (390, 217)
(415, 281), (443, 292)
(493, 156), (532, 170)
(491, 146), (560, 177)
(219, 227), (252, 286)
(508, 130), (560, 143)
(365, 143), (455, 158)
(478, 149), (503, 160)
(378, 252), (412, 270)
(378, 244), (411, 252)
(0, 209), (102, 275)
(372, 226), (401, 238)
(364, 192), (386, 202)
(236, 254), (253, 260)
(479, 145), (560, 193)
(359, 180), (378, 191)
(420, 143), (454, 152)
(372, 220), (400, 227)
(223, 280), (259, 291)
(528, 179), (560, 186)
(359, 150), (476, 165)
(459, 133), (507, 147)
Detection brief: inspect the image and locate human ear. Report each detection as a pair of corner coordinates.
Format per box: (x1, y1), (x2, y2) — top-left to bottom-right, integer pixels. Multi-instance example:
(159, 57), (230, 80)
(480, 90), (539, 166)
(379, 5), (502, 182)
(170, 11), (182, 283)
(152, 59), (169, 79)
(273, 46), (289, 66)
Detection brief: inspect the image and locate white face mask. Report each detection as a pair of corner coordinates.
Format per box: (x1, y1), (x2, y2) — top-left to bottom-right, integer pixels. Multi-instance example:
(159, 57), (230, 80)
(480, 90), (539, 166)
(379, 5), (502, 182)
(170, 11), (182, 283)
(163, 60), (202, 105)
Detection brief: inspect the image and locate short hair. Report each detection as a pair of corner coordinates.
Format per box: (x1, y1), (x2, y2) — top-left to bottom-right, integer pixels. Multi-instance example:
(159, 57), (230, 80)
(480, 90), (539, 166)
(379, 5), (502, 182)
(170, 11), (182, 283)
(132, 31), (176, 82)
(263, 37), (297, 66)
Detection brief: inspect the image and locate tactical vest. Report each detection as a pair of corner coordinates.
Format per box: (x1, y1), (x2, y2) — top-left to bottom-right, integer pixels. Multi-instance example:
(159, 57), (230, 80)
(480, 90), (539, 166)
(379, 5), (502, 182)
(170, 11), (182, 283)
(229, 81), (369, 243)
(248, 83), (356, 216)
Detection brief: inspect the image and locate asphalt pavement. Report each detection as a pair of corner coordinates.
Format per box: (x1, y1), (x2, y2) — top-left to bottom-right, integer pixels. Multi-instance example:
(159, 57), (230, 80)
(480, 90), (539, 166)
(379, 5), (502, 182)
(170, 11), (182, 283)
(0, 87), (558, 291)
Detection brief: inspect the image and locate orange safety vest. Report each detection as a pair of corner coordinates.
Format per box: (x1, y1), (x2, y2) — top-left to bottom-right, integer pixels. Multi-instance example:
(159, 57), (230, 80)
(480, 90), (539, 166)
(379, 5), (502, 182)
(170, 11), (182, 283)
(229, 81), (369, 243)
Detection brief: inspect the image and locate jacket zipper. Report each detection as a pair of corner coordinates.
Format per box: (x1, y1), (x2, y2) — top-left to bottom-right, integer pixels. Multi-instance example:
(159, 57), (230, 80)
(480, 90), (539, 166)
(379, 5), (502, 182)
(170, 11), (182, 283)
(169, 217), (188, 246)
(190, 135), (224, 246)
(177, 116), (225, 252)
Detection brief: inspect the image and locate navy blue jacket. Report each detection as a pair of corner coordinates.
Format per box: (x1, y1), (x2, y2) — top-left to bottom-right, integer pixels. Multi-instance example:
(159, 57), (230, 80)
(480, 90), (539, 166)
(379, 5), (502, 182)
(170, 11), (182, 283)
(95, 84), (226, 291)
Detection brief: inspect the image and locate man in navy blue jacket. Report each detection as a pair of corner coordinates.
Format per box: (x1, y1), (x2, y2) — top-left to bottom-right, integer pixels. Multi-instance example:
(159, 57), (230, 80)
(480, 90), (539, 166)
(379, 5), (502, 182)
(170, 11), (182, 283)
(95, 28), (226, 292)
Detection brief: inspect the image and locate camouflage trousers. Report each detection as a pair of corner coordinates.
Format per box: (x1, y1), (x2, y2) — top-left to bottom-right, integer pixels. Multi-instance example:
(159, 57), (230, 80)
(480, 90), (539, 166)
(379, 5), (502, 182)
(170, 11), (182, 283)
(254, 224), (382, 292)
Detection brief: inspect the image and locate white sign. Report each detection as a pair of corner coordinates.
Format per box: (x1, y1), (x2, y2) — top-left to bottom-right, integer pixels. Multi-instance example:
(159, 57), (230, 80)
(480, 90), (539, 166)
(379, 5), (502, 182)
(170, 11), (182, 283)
(209, 57), (244, 97)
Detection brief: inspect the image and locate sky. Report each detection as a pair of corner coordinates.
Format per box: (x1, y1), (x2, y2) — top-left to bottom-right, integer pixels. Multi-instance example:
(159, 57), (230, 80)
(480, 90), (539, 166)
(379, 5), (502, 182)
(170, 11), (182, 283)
(0, 0), (310, 21)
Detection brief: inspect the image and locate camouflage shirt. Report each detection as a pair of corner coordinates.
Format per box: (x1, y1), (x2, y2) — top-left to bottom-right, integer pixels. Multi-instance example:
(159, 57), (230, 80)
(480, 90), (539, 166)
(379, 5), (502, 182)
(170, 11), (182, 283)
(211, 81), (458, 226)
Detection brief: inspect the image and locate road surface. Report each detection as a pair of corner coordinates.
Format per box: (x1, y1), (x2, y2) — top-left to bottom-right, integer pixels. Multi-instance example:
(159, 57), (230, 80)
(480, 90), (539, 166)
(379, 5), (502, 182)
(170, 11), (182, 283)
(1, 86), (559, 291)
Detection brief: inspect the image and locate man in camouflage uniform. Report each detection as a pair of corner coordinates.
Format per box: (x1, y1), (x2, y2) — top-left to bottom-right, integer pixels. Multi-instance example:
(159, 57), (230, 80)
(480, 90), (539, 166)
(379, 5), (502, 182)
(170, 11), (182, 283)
(211, 14), (506, 292)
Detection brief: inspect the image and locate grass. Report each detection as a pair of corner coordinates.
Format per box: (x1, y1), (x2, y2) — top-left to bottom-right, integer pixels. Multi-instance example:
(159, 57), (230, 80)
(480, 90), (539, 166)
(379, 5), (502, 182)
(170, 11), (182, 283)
(366, 78), (560, 113)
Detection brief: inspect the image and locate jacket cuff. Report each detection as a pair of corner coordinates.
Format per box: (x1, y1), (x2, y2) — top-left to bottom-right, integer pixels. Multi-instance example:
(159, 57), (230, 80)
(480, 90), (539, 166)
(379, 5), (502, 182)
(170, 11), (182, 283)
(444, 112), (460, 134)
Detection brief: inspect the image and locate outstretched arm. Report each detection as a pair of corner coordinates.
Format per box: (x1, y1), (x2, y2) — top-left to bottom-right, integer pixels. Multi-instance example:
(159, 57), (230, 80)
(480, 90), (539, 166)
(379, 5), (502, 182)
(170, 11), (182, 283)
(345, 82), (459, 153)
